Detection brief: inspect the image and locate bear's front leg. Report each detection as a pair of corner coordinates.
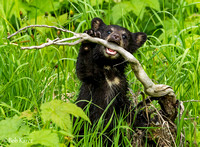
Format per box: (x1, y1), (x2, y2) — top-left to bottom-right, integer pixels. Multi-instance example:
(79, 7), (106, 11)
(76, 29), (101, 83)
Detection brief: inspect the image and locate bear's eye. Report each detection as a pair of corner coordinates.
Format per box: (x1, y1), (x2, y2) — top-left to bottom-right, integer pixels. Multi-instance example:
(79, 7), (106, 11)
(122, 34), (127, 39)
(107, 30), (112, 34)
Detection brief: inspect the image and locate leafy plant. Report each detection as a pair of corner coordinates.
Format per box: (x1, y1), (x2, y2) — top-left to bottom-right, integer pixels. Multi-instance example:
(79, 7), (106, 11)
(0, 115), (30, 140)
(0, 100), (90, 146)
(41, 99), (91, 133)
(29, 130), (60, 147)
(111, 0), (160, 23)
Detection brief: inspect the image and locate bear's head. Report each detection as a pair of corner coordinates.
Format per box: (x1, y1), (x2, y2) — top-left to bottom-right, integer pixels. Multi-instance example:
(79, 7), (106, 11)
(91, 18), (147, 65)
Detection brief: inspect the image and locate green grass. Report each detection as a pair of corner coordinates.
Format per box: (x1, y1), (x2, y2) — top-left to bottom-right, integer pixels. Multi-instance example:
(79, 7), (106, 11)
(0, 0), (200, 146)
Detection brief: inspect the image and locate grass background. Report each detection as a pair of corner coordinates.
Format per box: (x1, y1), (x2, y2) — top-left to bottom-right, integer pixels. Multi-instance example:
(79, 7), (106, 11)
(0, 0), (199, 146)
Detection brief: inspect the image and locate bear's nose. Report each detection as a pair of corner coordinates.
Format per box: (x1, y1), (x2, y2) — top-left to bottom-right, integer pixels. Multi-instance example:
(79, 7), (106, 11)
(108, 33), (121, 45)
(113, 34), (120, 40)
(112, 33), (120, 41)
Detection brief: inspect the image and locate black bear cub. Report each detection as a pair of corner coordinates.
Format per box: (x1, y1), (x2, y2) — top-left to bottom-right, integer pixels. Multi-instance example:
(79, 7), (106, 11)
(76, 17), (146, 135)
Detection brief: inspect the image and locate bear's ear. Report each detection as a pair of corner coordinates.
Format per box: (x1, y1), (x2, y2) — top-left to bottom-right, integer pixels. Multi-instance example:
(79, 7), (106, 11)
(91, 18), (106, 31)
(132, 32), (147, 48)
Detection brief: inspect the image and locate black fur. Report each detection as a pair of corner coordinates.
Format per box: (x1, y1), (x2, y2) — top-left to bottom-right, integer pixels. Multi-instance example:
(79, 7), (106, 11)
(76, 18), (147, 142)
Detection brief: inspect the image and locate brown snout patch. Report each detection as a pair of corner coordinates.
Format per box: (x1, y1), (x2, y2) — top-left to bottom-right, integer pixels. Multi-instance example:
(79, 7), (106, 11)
(106, 28), (124, 46)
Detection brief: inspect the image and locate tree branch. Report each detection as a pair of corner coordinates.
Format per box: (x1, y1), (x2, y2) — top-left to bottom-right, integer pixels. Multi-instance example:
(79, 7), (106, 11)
(7, 25), (76, 39)
(7, 25), (176, 100)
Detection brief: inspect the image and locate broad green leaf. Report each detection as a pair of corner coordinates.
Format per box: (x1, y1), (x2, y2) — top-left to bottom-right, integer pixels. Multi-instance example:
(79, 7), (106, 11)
(58, 13), (69, 26)
(131, 0), (160, 11)
(23, 15), (57, 27)
(17, 125), (31, 137)
(140, 0), (160, 11)
(58, 130), (74, 138)
(28, 130), (59, 147)
(131, 0), (146, 19)
(41, 100), (91, 131)
(0, 115), (30, 140)
(9, 142), (27, 147)
(112, 0), (158, 23)
(30, 0), (55, 12)
(20, 15), (58, 36)
(63, 102), (91, 124)
(26, 0), (60, 18)
(41, 100), (72, 132)
(111, 2), (136, 23)
(91, 0), (104, 6)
